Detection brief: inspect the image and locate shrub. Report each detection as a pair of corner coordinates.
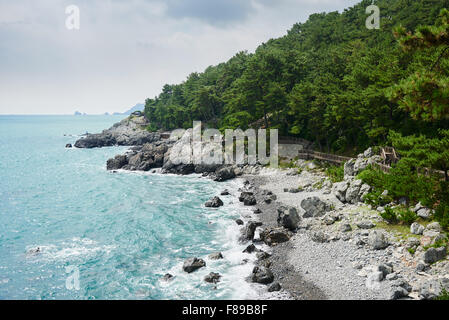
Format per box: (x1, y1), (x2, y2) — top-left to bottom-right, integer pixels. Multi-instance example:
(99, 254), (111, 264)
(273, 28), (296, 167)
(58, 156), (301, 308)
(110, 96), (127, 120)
(436, 288), (449, 301)
(380, 207), (398, 224)
(358, 162), (437, 207)
(386, 160), (436, 206)
(325, 164), (344, 183)
(363, 190), (393, 207)
(397, 208), (418, 225)
(146, 123), (159, 132)
(279, 159), (297, 169)
(358, 166), (388, 190)
(429, 236), (448, 249)
(434, 202), (449, 231)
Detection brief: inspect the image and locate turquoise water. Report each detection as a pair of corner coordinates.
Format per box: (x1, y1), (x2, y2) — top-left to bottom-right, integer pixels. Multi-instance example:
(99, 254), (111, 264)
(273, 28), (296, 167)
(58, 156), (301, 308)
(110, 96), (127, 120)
(0, 115), (257, 300)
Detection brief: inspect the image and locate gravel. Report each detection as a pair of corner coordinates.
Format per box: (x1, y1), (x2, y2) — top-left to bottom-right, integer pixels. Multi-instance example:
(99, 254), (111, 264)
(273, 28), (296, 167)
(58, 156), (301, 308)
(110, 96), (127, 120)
(244, 170), (396, 300)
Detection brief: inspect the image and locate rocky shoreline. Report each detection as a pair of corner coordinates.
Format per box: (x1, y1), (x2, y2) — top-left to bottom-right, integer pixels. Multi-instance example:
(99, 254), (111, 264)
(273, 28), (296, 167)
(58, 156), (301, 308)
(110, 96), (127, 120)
(74, 116), (449, 300)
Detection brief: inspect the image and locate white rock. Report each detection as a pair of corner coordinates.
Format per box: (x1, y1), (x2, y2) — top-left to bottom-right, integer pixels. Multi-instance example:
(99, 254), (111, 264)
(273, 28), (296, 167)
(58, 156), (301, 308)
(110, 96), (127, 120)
(410, 222), (425, 235)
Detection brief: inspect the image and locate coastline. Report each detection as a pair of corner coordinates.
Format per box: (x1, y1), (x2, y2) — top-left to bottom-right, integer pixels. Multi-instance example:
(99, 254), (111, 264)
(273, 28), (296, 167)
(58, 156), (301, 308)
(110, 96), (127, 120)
(72, 116), (449, 300)
(244, 172), (394, 300)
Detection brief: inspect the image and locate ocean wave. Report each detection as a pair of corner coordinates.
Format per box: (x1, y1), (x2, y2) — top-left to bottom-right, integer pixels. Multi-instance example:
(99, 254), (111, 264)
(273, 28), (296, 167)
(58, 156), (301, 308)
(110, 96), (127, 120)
(26, 238), (116, 261)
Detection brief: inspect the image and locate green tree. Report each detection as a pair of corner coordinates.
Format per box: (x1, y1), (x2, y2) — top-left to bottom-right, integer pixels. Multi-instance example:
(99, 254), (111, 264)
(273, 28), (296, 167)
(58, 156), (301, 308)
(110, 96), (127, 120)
(388, 9), (449, 121)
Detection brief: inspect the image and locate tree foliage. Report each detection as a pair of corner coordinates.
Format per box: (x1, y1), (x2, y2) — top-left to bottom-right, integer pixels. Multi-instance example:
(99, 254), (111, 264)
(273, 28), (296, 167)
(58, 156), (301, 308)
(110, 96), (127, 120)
(388, 8), (449, 121)
(144, 0), (449, 156)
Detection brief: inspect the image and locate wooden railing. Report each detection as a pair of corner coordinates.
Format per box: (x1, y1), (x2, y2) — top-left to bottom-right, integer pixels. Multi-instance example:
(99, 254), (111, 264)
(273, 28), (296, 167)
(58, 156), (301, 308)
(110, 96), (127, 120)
(297, 150), (351, 165)
(295, 146), (447, 180)
(381, 147), (400, 166)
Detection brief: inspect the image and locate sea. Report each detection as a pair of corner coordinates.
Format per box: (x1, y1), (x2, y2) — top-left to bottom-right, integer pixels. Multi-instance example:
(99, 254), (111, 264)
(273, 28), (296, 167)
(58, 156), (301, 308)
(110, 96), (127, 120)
(0, 115), (261, 300)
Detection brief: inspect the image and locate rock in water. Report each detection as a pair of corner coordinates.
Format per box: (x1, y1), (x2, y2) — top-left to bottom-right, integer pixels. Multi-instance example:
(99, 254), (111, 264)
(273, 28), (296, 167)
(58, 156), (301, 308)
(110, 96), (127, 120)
(241, 221), (262, 242)
(182, 257), (206, 273)
(107, 154), (128, 170)
(214, 167), (236, 182)
(277, 206), (300, 231)
(162, 273), (174, 281)
(251, 266), (274, 284)
(205, 197), (224, 208)
(243, 244), (259, 254)
(204, 272), (221, 284)
(208, 252), (224, 260)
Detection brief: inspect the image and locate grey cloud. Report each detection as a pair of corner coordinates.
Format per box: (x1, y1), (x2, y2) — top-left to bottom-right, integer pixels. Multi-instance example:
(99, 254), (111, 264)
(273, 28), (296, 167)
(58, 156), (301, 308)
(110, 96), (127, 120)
(0, 0), (361, 114)
(163, 0), (254, 26)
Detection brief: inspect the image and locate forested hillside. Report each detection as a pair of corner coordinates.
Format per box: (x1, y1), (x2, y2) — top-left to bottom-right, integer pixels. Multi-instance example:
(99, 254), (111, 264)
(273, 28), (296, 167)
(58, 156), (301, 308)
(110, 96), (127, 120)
(144, 0), (449, 155)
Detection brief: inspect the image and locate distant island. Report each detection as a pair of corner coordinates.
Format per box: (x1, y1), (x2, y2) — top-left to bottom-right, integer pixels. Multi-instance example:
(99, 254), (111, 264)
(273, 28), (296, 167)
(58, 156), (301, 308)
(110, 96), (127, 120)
(112, 103), (144, 116)
(73, 104), (143, 116)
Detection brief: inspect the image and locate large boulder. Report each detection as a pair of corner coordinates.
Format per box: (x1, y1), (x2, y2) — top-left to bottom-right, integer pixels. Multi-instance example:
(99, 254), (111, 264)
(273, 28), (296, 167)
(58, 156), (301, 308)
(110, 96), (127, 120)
(240, 221), (262, 242)
(357, 220), (376, 230)
(301, 197), (332, 218)
(277, 206), (300, 231)
(423, 247), (447, 264)
(333, 181), (349, 203)
(107, 141), (173, 172)
(367, 230), (389, 250)
(426, 222), (442, 232)
(364, 147), (375, 158)
(344, 159), (356, 177)
(214, 166), (236, 182)
(182, 257), (206, 273)
(417, 208), (432, 220)
(75, 116), (160, 148)
(389, 287), (409, 300)
(343, 149), (382, 178)
(358, 183), (371, 201)
(106, 154), (128, 170)
(410, 222), (425, 235)
(260, 228), (290, 246)
(345, 179), (363, 204)
(75, 133), (115, 148)
(208, 252), (223, 260)
(251, 266), (274, 284)
(419, 278), (449, 300)
(205, 197), (224, 208)
(353, 158), (370, 175)
(204, 272), (221, 284)
(239, 192), (257, 206)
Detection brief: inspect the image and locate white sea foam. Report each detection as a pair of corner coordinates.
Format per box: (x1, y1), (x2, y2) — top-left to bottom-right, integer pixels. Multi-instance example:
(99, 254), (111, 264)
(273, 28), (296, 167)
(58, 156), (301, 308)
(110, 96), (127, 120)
(26, 238), (116, 261)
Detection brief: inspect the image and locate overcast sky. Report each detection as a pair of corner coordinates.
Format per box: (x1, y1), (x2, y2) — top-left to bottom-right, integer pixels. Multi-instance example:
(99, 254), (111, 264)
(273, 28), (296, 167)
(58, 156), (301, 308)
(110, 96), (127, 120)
(0, 0), (360, 115)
